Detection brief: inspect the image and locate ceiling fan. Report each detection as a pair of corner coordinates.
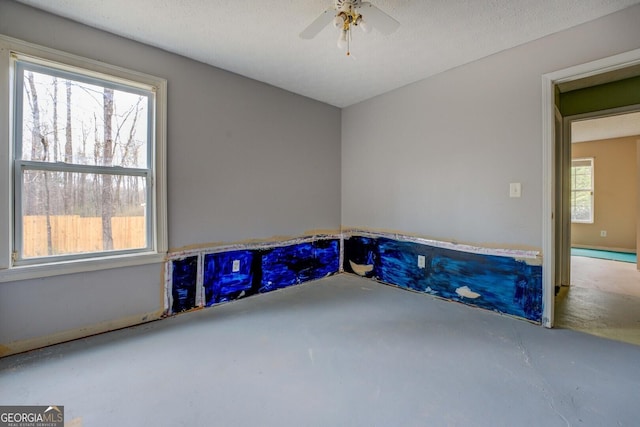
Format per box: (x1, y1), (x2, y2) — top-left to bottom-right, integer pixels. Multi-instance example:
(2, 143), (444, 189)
(300, 0), (400, 56)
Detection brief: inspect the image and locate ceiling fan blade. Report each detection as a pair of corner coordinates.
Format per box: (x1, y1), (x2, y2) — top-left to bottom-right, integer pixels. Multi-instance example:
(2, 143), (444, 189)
(359, 2), (400, 35)
(299, 9), (335, 39)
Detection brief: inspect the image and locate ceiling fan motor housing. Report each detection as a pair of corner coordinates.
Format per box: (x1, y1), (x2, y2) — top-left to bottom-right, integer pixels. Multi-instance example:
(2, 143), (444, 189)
(335, 0), (363, 30)
(299, 0), (398, 45)
(336, 0), (362, 13)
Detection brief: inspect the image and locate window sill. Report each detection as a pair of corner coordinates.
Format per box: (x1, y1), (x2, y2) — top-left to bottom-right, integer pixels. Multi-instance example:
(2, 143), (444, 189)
(0, 252), (166, 283)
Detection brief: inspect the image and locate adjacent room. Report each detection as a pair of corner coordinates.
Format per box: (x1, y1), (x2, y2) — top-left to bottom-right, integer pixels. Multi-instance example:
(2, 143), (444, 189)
(1, 1), (640, 425)
(555, 110), (640, 343)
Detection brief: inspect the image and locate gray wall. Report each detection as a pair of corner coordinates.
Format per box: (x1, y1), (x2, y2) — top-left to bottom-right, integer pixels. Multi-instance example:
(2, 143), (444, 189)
(0, 1), (341, 351)
(342, 4), (640, 250)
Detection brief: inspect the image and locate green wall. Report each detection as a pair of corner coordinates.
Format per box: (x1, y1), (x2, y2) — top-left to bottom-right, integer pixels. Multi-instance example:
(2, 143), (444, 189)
(559, 75), (640, 116)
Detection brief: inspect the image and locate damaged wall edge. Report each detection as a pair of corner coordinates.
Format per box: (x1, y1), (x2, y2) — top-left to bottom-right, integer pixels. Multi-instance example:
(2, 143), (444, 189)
(164, 230), (543, 323)
(342, 228), (542, 263)
(343, 231), (543, 323)
(165, 234), (343, 315)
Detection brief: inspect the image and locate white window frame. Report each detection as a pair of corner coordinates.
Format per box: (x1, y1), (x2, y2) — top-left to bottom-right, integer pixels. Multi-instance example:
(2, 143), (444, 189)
(570, 157), (594, 224)
(0, 35), (167, 282)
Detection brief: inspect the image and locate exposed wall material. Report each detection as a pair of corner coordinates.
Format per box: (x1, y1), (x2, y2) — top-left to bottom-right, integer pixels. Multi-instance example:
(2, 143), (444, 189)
(343, 229), (540, 259)
(165, 235), (341, 314)
(343, 231), (543, 323)
(165, 230), (543, 322)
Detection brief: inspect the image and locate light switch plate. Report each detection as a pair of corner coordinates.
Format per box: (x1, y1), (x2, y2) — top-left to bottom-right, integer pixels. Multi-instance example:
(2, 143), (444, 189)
(509, 183), (521, 198)
(417, 255), (426, 268)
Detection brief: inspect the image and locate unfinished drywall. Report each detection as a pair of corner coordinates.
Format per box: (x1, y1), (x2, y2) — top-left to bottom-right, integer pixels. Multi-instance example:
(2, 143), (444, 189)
(341, 3), (640, 252)
(572, 136), (638, 252)
(163, 230), (542, 322)
(167, 235), (340, 314)
(343, 231), (542, 322)
(0, 0), (341, 355)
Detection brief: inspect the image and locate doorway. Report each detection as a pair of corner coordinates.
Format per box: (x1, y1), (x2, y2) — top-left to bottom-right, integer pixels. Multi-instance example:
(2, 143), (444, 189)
(554, 109), (640, 345)
(542, 48), (640, 329)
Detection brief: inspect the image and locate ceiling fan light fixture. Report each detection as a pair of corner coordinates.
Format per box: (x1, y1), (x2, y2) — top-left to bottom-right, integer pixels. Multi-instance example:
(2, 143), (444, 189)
(357, 16), (370, 33)
(300, 0), (400, 55)
(337, 29), (349, 49)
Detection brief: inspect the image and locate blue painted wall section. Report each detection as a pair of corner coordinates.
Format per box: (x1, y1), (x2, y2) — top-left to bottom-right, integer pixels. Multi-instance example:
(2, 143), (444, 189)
(171, 256), (198, 313)
(171, 238), (340, 313)
(203, 250), (254, 306)
(344, 236), (542, 322)
(261, 240), (341, 293)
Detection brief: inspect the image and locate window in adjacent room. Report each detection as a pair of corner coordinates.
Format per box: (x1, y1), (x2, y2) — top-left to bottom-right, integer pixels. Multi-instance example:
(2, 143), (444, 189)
(570, 158), (594, 223)
(0, 37), (167, 281)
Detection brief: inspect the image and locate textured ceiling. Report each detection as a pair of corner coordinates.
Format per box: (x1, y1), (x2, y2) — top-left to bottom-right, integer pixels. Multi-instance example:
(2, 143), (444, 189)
(14, 0), (640, 107)
(572, 111), (640, 142)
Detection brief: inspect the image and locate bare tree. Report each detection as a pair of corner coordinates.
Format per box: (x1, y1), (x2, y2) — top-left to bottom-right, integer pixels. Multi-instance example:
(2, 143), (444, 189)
(49, 78), (62, 217)
(102, 87), (115, 250)
(51, 78), (59, 163)
(64, 79), (73, 213)
(26, 72), (53, 254)
(113, 97), (143, 212)
(93, 112), (101, 217)
(76, 124), (89, 212)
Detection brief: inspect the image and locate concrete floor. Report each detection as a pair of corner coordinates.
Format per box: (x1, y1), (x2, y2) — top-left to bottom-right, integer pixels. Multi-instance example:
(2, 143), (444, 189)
(555, 256), (640, 345)
(555, 286), (640, 345)
(2, 274), (640, 426)
(569, 256), (640, 298)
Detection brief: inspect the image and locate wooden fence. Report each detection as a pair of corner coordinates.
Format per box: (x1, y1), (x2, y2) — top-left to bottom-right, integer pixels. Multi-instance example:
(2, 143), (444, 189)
(23, 215), (146, 257)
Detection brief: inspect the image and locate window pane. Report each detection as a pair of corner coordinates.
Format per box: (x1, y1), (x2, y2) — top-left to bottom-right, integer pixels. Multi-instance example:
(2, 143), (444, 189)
(573, 174), (591, 190)
(571, 191), (592, 222)
(20, 68), (149, 168)
(21, 170), (147, 258)
(571, 158), (593, 223)
(572, 166), (591, 176)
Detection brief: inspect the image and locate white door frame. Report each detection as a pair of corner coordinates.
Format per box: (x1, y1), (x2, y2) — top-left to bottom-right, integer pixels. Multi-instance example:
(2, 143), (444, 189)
(541, 48), (640, 328)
